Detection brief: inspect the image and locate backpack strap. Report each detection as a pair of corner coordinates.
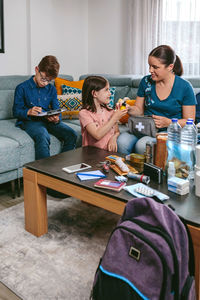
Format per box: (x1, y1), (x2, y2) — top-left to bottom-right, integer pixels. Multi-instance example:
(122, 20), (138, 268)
(179, 216), (195, 277)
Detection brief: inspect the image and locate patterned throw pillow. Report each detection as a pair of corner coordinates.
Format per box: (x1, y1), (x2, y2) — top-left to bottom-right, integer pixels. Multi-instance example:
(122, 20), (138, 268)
(54, 78), (84, 95)
(108, 87), (116, 108)
(58, 85), (82, 119)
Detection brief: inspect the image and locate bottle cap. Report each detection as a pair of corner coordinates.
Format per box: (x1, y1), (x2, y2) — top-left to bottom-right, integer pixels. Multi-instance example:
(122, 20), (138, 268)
(172, 118), (178, 122)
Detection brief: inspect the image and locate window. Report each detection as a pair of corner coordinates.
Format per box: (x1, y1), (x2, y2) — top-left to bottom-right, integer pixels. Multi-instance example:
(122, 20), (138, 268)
(162, 0), (200, 76)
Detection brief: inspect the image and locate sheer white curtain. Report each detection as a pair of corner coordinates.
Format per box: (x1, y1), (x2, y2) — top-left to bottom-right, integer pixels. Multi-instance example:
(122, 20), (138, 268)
(162, 0), (200, 76)
(126, 0), (163, 75)
(126, 0), (200, 76)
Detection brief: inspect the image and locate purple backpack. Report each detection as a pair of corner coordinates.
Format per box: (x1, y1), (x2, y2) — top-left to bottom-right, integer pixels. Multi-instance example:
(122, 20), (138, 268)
(91, 197), (196, 300)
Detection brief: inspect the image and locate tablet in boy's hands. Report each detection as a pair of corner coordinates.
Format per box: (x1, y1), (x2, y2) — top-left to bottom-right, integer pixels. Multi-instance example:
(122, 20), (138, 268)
(37, 108), (67, 117)
(62, 163), (91, 173)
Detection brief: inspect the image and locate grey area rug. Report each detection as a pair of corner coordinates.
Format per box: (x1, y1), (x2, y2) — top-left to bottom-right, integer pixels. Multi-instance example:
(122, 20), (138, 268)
(0, 197), (120, 300)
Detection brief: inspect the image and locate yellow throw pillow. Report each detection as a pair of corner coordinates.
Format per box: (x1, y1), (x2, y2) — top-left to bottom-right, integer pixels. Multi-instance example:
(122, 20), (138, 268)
(119, 99), (136, 124)
(54, 78), (84, 95)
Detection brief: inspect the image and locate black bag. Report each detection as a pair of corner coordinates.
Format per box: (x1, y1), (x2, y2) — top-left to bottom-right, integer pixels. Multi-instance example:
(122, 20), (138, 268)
(91, 197), (196, 300)
(128, 115), (158, 138)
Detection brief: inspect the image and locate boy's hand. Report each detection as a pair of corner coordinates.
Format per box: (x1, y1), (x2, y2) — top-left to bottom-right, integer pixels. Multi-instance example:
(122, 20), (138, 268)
(27, 106), (42, 116)
(46, 114), (60, 123)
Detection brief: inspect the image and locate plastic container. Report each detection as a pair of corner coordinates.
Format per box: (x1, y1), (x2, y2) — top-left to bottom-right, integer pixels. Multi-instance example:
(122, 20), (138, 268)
(180, 120), (197, 179)
(168, 161), (175, 179)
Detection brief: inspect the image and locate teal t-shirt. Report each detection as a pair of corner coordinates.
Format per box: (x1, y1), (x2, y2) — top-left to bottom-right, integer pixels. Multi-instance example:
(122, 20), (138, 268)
(137, 75), (196, 120)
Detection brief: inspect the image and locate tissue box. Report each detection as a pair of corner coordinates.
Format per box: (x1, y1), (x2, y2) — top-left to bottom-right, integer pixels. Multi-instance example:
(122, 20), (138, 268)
(168, 176), (189, 195)
(168, 185), (189, 195)
(167, 176), (189, 189)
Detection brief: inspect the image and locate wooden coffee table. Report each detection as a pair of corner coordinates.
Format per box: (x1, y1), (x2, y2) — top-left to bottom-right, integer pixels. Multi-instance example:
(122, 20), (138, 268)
(23, 146), (200, 298)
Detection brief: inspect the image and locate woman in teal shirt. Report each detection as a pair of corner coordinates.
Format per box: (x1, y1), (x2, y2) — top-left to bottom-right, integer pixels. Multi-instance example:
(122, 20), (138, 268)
(117, 45), (196, 155)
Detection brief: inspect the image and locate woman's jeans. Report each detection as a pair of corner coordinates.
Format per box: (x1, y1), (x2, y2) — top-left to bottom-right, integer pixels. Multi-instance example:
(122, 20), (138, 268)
(23, 120), (78, 160)
(117, 131), (156, 155)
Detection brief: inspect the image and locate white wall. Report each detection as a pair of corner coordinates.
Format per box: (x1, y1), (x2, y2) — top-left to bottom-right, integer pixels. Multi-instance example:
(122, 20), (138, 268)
(29, 0), (88, 79)
(88, 0), (128, 75)
(0, 0), (29, 75)
(0, 0), (127, 78)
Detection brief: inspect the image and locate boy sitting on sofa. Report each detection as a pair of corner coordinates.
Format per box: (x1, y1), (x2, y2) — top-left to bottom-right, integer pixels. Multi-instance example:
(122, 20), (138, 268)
(13, 55), (77, 160)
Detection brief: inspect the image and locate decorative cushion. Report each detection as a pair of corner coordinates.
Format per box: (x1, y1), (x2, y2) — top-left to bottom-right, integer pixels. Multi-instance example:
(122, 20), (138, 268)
(62, 85), (82, 96)
(58, 86), (82, 119)
(54, 77), (84, 95)
(108, 87), (116, 108)
(118, 99), (136, 124)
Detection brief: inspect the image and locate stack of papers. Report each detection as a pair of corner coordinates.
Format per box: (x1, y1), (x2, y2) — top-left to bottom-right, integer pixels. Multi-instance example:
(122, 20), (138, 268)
(76, 170), (106, 181)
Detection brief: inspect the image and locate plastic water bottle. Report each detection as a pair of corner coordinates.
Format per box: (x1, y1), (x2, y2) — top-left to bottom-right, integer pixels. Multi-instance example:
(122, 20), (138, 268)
(167, 119), (181, 161)
(187, 118), (198, 144)
(180, 120), (197, 179)
(167, 118), (181, 143)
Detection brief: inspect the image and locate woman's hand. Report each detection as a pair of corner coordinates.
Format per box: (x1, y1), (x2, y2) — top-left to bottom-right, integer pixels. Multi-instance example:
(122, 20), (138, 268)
(152, 115), (171, 128)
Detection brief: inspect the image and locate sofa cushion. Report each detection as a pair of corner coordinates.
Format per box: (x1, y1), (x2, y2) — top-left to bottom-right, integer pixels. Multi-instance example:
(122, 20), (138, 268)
(62, 120), (82, 147)
(0, 90), (15, 120)
(58, 89), (82, 119)
(0, 136), (20, 173)
(55, 77), (84, 95)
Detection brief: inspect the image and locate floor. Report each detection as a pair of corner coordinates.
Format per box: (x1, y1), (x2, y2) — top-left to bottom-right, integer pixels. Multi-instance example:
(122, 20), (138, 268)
(0, 181), (24, 300)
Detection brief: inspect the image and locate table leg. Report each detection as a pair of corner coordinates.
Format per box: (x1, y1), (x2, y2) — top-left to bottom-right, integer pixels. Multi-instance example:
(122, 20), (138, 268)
(23, 168), (48, 237)
(188, 224), (200, 299)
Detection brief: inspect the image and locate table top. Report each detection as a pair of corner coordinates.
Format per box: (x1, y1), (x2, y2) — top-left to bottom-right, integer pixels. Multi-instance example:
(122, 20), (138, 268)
(25, 146), (200, 227)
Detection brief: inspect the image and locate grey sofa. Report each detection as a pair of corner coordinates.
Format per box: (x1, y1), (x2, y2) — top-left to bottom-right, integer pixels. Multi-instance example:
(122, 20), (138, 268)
(1, 74), (199, 196)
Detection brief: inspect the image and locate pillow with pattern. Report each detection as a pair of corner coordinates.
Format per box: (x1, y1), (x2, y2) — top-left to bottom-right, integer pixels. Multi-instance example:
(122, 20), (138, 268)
(108, 87), (116, 108)
(58, 85), (82, 119)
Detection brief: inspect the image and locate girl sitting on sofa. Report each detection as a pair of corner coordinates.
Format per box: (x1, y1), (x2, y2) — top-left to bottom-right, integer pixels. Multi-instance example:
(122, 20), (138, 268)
(79, 75), (127, 152)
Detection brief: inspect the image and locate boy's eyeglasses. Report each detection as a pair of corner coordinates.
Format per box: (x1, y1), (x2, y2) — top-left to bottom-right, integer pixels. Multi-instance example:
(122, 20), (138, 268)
(39, 70), (52, 83)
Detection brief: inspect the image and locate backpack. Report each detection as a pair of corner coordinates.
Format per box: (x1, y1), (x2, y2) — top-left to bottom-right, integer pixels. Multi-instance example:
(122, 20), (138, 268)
(91, 197), (196, 300)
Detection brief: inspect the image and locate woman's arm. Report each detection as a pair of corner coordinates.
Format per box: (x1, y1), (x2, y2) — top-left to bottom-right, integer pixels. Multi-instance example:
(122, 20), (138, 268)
(152, 105), (196, 128)
(85, 108), (127, 140)
(177, 105), (196, 127)
(127, 96), (145, 116)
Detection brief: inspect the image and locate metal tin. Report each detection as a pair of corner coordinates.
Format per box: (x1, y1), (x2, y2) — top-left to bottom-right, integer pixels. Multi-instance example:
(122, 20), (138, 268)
(130, 153), (145, 172)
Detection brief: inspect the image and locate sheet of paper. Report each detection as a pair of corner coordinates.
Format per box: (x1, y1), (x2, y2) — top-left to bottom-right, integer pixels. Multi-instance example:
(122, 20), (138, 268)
(76, 170), (106, 181)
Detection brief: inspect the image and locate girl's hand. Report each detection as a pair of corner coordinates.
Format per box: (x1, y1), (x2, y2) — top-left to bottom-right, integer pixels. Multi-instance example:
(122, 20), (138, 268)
(152, 115), (171, 128)
(113, 106), (128, 122)
(108, 136), (118, 152)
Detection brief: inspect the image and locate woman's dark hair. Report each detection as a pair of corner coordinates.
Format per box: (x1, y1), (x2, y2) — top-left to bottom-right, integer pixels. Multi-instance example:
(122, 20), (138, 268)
(38, 55), (60, 79)
(82, 75), (110, 112)
(149, 45), (183, 76)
